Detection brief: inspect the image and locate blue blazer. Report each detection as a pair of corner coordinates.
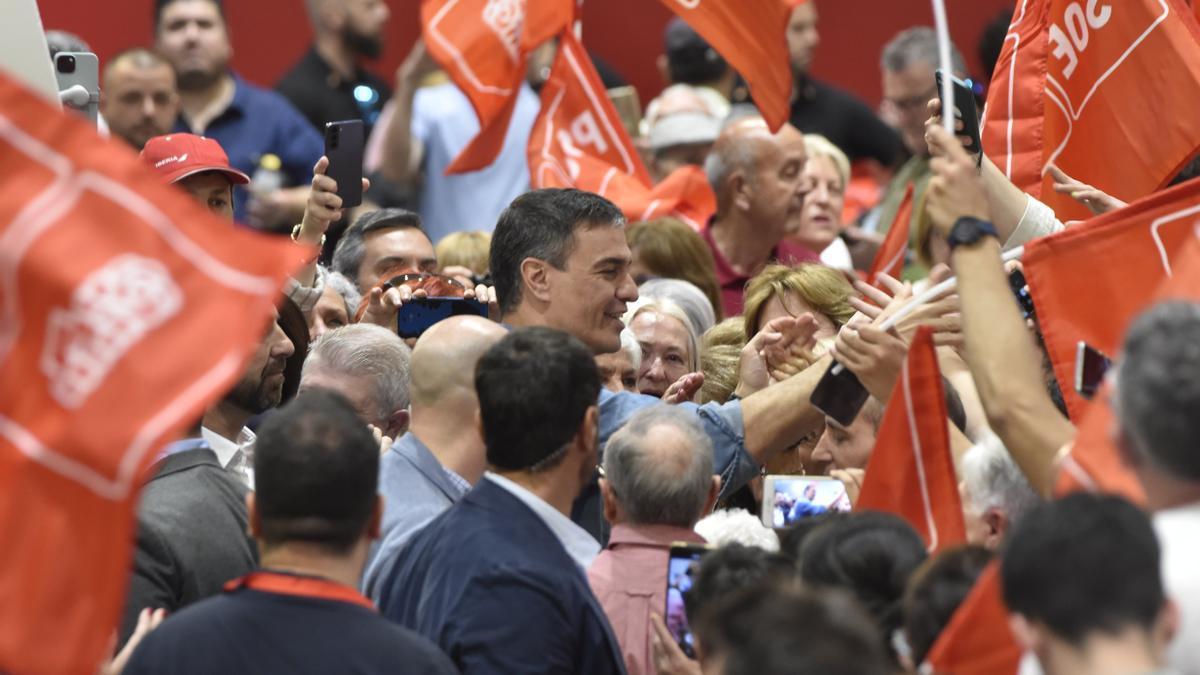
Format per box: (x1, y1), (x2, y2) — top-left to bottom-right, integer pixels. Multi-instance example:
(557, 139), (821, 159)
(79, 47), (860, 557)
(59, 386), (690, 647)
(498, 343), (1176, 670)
(377, 479), (626, 674)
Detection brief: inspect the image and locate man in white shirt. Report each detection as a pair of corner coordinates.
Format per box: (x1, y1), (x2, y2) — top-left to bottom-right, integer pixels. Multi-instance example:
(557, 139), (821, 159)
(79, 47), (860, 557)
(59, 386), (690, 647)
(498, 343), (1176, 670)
(375, 327), (625, 674)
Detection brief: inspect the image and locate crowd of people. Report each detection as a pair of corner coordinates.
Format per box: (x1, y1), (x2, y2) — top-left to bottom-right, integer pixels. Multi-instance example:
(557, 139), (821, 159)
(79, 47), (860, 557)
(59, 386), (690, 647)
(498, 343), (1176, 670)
(43, 0), (1200, 674)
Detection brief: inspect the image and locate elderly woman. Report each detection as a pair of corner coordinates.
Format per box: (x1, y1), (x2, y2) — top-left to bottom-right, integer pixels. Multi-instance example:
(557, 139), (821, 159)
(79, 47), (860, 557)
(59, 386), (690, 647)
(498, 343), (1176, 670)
(788, 134), (855, 272)
(625, 296), (701, 398)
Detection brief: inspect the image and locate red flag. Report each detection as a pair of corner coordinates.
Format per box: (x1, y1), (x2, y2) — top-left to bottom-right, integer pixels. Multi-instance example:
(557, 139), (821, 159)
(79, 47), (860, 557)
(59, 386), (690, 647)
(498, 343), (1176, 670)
(1022, 177), (1200, 419)
(422, 0), (573, 173)
(0, 74), (303, 673)
(1053, 236), (1200, 500)
(866, 183), (913, 286)
(982, 0), (1200, 221)
(857, 327), (967, 554)
(529, 30), (716, 227)
(657, 0), (794, 132)
(924, 563), (1023, 675)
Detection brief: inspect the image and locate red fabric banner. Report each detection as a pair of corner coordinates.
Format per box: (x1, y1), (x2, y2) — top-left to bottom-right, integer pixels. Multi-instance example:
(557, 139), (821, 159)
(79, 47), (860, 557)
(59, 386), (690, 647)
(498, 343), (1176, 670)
(925, 562), (1023, 675)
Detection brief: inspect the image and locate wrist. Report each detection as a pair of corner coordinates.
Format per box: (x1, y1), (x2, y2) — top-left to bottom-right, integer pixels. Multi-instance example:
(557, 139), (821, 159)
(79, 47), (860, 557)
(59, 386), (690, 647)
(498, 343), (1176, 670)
(947, 216), (998, 251)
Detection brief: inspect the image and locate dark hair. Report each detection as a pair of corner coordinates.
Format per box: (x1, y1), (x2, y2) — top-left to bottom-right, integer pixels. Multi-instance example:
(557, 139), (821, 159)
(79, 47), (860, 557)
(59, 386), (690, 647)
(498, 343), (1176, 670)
(977, 7), (1014, 84)
(902, 545), (994, 665)
(663, 17), (729, 85)
(683, 543), (793, 626)
(797, 512), (928, 662)
(155, 0), (226, 29)
(475, 327), (600, 471)
(253, 389), (379, 554)
(1001, 493), (1165, 645)
(489, 188), (625, 315)
(331, 208), (425, 288)
(777, 512), (850, 563)
(696, 584), (892, 675)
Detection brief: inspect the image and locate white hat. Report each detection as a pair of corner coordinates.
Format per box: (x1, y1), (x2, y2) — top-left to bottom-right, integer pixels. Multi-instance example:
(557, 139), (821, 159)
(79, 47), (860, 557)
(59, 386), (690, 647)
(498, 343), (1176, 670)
(647, 111), (722, 150)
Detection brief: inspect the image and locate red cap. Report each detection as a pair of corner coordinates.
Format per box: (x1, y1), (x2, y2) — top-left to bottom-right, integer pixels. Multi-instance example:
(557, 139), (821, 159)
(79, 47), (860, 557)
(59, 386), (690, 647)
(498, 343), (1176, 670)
(139, 133), (251, 186)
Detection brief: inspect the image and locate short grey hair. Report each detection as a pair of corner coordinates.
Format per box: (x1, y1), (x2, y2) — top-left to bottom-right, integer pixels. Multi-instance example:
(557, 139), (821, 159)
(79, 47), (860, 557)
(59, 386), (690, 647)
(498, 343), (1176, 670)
(638, 278), (717, 336)
(321, 265), (362, 315)
(704, 134), (757, 196)
(619, 328), (642, 373)
(880, 27), (967, 75)
(603, 406), (714, 528)
(960, 433), (1040, 525)
(1115, 301), (1200, 480)
(625, 297), (701, 373)
(330, 208), (424, 291)
(303, 324), (412, 420)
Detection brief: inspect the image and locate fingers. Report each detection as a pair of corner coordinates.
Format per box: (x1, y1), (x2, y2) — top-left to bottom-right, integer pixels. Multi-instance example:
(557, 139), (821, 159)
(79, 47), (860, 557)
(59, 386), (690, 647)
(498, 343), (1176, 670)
(853, 278), (893, 308)
(312, 155), (329, 176)
(875, 273), (907, 298)
(1044, 163), (1073, 187)
(848, 296), (883, 319)
(928, 263), (953, 285)
(927, 124), (973, 165)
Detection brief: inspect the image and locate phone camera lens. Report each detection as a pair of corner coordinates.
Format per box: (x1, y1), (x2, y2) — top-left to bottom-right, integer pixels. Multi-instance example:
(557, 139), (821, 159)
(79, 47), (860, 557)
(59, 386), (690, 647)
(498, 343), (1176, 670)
(57, 54), (77, 74)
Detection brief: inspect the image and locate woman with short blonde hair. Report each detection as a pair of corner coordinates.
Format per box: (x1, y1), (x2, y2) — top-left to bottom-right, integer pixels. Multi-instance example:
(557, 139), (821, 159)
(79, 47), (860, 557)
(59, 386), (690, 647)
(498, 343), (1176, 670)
(742, 264), (855, 342)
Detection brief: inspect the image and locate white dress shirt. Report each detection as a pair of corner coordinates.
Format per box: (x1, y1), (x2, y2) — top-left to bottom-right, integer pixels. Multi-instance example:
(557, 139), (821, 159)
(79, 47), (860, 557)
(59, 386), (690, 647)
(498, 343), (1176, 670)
(201, 426), (256, 488)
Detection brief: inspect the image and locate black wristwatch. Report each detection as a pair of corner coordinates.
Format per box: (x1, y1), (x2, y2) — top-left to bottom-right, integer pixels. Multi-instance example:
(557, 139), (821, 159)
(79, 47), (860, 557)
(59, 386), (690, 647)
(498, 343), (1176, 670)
(947, 216), (998, 250)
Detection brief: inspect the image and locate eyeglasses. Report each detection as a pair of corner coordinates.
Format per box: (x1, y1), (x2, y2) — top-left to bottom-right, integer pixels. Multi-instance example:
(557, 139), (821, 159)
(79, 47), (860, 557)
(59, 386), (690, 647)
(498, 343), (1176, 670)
(382, 272), (467, 298)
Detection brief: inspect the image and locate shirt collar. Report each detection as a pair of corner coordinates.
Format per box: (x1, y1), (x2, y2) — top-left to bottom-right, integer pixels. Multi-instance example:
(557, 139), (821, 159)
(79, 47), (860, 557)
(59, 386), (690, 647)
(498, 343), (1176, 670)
(607, 523), (706, 549)
(485, 473), (601, 569)
(226, 570), (375, 611)
(201, 425), (255, 468)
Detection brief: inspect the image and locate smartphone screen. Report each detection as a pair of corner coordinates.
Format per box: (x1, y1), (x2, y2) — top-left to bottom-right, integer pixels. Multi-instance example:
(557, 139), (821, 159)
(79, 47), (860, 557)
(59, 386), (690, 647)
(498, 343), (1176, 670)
(810, 361), (871, 427)
(397, 298), (488, 339)
(934, 69), (981, 156)
(324, 120), (364, 208)
(1074, 342), (1112, 399)
(665, 543), (707, 659)
(762, 476), (852, 528)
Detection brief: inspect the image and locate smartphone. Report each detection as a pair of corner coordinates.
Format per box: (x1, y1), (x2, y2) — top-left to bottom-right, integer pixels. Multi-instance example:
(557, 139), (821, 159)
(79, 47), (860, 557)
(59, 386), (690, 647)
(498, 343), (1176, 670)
(1074, 342), (1112, 399)
(324, 120), (364, 208)
(665, 542), (709, 659)
(810, 361), (871, 427)
(1008, 269), (1036, 320)
(935, 69), (982, 157)
(54, 52), (100, 124)
(397, 298), (488, 339)
(762, 475), (851, 529)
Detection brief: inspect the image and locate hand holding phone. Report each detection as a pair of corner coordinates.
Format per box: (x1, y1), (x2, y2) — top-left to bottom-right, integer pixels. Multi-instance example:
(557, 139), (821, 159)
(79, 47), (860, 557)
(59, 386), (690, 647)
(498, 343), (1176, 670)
(324, 120), (364, 208)
(1074, 342), (1112, 399)
(934, 69), (982, 157)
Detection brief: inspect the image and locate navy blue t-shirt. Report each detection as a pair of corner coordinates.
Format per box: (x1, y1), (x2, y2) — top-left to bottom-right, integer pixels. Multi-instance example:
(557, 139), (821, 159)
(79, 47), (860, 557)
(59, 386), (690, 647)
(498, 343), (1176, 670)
(124, 582), (458, 674)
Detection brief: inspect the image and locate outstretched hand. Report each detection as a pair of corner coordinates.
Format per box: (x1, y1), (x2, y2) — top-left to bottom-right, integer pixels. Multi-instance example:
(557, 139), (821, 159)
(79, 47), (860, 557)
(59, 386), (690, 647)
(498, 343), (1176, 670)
(1046, 164), (1126, 216)
(736, 313), (820, 397)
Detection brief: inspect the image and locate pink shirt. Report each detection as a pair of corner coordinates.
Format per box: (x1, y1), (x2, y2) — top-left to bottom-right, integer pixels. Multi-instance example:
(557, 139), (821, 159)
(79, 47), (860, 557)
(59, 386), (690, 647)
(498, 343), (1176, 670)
(700, 220), (821, 317)
(586, 523), (706, 675)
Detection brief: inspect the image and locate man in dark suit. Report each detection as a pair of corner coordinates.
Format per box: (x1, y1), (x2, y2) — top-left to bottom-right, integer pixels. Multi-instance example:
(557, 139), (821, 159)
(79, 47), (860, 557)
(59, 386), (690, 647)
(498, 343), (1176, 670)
(376, 327), (626, 674)
(119, 424), (256, 644)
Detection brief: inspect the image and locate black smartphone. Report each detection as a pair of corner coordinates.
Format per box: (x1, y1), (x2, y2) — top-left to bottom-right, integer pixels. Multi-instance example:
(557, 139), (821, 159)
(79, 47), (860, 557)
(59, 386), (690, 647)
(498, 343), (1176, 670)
(810, 361), (871, 427)
(665, 542), (709, 659)
(1008, 269), (1036, 320)
(935, 69), (982, 157)
(1074, 342), (1112, 399)
(324, 120), (364, 208)
(397, 298), (488, 339)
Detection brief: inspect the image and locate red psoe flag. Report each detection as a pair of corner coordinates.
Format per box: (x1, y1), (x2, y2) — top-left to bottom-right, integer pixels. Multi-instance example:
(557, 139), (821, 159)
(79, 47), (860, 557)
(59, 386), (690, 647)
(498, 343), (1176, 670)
(422, 0), (573, 173)
(924, 563), (1023, 675)
(857, 327), (967, 554)
(982, 0), (1200, 221)
(0, 73), (304, 673)
(1022, 177), (1200, 419)
(657, 0), (794, 131)
(866, 183), (914, 287)
(529, 30), (715, 226)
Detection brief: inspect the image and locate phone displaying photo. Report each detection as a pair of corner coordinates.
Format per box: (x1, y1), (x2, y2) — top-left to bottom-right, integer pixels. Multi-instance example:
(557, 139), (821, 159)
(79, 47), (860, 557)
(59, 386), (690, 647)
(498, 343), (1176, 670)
(761, 475), (851, 529)
(1074, 341), (1112, 399)
(324, 119), (364, 208)
(665, 543), (708, 659)
(397, 297), (488, 339)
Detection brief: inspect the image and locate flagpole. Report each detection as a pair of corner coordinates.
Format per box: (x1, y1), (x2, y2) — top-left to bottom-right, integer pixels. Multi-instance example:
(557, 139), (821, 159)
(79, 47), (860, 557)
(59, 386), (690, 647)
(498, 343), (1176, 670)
(931, 0), (955, 135)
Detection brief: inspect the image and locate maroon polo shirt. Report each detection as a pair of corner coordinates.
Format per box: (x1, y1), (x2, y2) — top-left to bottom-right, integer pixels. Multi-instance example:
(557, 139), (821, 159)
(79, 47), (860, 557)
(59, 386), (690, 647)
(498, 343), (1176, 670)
(701, 220), (820, 317)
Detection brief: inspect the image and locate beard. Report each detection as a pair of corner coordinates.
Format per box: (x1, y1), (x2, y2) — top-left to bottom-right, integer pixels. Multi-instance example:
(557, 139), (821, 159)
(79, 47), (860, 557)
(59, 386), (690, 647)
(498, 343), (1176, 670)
(343, 25), (383, 60)
(175, 65), (223, 92)
(225, 358), (286, 414)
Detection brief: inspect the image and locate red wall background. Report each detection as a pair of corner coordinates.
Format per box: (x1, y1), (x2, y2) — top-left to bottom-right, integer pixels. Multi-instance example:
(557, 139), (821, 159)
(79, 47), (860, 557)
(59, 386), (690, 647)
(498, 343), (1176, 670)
(39, 0), (1014, 107)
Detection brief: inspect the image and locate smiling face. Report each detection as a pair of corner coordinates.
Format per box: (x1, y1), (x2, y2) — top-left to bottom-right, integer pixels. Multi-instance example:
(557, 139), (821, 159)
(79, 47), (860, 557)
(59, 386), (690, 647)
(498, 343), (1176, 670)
(630, 309), (693, 397)
(543, 226), (640, 355)
(793, 154), (845, 253)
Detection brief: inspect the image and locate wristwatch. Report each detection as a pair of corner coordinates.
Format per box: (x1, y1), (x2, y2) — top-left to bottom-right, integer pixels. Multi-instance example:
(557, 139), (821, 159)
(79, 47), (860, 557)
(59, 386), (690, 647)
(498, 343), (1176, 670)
(947, 216), (998, 250)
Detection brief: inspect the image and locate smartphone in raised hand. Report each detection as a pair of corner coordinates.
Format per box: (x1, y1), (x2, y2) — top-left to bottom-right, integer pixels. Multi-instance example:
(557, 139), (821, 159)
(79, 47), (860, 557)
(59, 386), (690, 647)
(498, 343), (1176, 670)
(324, 119), (364, 208)
(935, 69), (982, 157)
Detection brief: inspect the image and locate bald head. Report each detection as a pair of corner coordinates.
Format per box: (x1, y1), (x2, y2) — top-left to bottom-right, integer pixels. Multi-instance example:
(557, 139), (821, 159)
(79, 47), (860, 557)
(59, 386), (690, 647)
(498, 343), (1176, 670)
(410, 316), (508, 408)
(704, 116), (809, 233)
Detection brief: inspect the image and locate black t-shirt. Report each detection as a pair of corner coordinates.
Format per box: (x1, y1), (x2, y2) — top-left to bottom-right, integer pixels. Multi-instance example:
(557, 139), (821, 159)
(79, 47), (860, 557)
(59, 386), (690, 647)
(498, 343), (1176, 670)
(124, 580), (457, 674)
(788, 77), (906, 167)
(276, 47), (392, 137)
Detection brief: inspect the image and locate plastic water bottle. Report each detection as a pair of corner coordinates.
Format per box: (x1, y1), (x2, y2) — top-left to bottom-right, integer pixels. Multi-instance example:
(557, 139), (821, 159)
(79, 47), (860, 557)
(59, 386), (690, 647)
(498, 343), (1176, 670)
(250, 153), (284, 197)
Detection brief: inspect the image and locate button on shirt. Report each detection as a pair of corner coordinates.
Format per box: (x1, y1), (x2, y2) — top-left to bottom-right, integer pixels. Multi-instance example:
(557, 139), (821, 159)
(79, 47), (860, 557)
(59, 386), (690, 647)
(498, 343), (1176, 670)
(587, 524), (707, 675)
(175, 73), (323, 223)
(486, 473), (600, 570)
(700, 220), (821, 317)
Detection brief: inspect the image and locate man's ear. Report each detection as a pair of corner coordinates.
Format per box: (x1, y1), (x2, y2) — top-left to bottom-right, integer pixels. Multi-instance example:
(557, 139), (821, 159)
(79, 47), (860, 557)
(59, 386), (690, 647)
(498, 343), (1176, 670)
(984, 507), (1008, 549)
(656, 54), (670, 86)
(1008, 614), (1041, 652)
(702, 475), (721, 517)
(580, 405), (600, 456)
(600, 477), (620, 524)
(520, 257), (553, 304)
(385, 409), (410, 440)
(731, 170), (753, 212)
(246, 492), (261, 539)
